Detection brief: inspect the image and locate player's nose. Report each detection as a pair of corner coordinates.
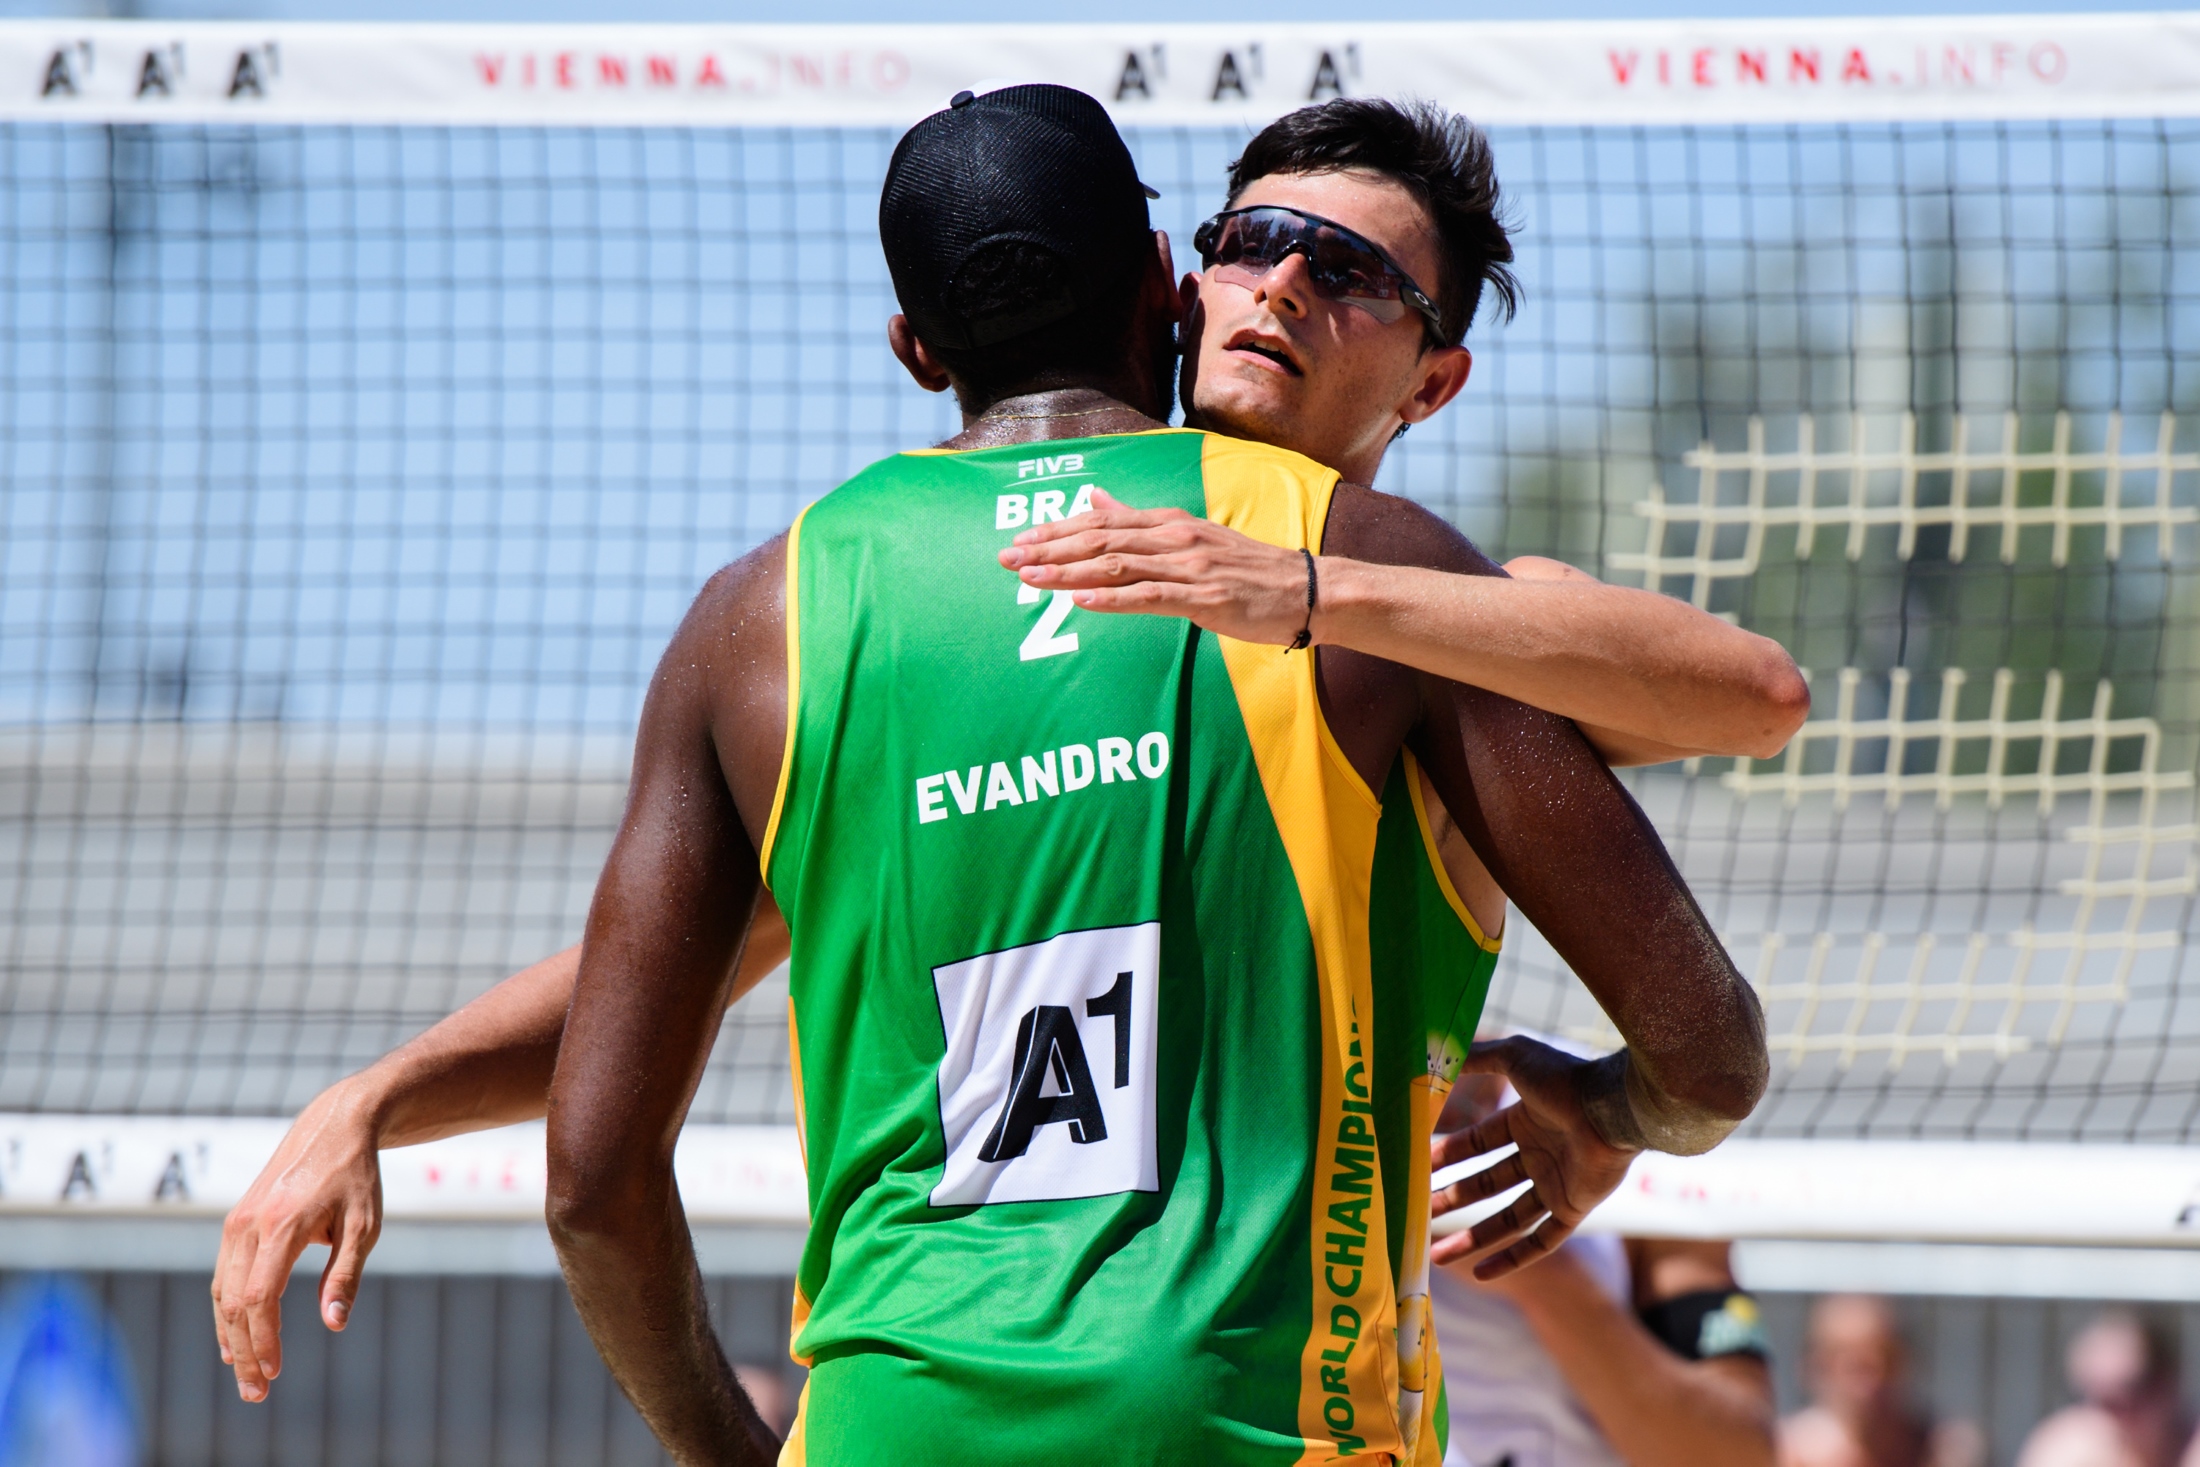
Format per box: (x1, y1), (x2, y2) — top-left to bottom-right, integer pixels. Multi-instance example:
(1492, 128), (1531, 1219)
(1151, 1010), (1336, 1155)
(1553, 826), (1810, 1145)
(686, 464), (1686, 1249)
(1251, 252), (1315, 319)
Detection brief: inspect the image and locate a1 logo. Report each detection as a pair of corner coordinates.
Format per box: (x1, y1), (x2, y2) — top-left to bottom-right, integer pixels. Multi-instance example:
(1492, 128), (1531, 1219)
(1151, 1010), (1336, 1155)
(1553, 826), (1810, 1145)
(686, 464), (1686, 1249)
(930, 923), (1160, 1207)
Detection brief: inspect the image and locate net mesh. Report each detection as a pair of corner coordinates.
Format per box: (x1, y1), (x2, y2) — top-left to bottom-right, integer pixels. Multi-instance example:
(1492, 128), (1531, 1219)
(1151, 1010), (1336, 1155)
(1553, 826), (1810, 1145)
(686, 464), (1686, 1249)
(2, 117), (2195, 1140)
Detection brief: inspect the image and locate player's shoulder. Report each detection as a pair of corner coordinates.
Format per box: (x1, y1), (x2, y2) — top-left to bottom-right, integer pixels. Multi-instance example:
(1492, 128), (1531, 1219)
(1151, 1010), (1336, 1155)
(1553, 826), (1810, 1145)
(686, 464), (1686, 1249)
(1324, 480), (1502, 578)
(679, 529), (789, 657)
(809, 449), (955, 510)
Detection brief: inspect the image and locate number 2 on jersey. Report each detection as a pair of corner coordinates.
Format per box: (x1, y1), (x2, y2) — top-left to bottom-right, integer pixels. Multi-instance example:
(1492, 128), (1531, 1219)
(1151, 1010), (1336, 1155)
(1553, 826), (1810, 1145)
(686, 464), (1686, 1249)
(1018, 582), (1079, 661)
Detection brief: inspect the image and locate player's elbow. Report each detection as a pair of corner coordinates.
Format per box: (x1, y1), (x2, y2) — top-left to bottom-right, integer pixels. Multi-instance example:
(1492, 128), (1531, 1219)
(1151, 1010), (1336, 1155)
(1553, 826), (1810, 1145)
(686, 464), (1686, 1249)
(544, 1129), (668, 1245)
(1687, 1055), (1769, 1131)
(1692, 1039), (1771, 1130)
(1735, 644), (1811, 761)
(1645, 1008), (1769, 1153)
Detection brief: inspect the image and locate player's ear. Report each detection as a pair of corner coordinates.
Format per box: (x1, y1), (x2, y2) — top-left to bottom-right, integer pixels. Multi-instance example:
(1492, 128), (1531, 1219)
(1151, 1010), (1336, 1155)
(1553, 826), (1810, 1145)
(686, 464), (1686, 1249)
(1397, 344), (1471, 428)
(888, 314), (955, 394)
(1145, 229), (1179, 314)
(1131, 233), (1186, 350)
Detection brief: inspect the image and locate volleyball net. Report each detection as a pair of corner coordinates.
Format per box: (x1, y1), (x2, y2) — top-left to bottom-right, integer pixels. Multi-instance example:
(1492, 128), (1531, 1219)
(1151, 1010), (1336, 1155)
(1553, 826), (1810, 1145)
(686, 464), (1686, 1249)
(2, 16), (2197, 1247)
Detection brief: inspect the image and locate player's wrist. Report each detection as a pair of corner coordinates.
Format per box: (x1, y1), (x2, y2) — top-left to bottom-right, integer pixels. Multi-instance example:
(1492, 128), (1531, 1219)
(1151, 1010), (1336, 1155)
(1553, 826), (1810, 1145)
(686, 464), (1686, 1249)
(337, 1059), (420, 1149)
(1306, 555), (1369, 648)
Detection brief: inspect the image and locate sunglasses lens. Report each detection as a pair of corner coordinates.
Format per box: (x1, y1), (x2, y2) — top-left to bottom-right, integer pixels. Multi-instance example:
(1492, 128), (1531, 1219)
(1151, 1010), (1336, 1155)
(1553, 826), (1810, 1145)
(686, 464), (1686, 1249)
(1202, 209), (1415, 325)
(1210, 212), (1283, 266)
(1308, 230), (1407, 322)
(1207, 213), (1284, 294)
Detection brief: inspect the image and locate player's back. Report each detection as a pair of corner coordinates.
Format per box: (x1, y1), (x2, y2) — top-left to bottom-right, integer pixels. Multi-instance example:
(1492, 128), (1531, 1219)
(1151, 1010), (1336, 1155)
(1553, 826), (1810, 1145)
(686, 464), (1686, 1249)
(764, 428), (1404, 1465)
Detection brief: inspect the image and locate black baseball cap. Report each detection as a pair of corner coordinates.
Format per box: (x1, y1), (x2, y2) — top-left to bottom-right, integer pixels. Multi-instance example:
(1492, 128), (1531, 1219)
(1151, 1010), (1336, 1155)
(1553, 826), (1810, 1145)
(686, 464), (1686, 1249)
(881, 84), (1160, 352)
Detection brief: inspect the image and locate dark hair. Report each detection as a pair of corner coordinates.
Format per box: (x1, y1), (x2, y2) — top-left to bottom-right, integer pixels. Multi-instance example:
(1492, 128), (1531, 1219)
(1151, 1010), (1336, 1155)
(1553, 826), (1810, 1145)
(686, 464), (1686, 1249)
(926, 239), (1147, 407)
(1226, 98), (1519, 348)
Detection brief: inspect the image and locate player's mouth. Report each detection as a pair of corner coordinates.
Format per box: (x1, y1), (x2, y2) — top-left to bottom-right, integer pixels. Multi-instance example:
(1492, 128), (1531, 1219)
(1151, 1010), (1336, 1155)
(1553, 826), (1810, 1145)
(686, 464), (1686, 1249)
(1223, 329), (1303, 377)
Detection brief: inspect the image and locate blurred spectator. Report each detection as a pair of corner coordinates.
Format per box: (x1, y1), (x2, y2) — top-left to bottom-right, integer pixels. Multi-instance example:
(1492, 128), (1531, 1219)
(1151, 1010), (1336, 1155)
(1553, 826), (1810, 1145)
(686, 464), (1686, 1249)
(1432, 1062), (1777, 1467)
(1779, 1294), (1983, 1467)
(2015, 1310), (2194, 1467)
(0, 1274), (140, 1467)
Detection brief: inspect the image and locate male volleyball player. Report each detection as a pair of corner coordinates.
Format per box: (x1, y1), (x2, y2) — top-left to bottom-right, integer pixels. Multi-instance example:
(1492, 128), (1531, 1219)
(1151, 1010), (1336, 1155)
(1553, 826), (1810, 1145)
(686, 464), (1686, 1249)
(215, 88), (1770, 1465)
(1003, 96), (1807, 1001)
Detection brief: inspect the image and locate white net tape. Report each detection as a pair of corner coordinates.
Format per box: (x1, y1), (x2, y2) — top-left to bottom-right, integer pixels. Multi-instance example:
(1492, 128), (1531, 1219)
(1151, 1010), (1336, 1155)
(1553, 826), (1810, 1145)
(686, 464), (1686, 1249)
(1609, 412), (2200, 608)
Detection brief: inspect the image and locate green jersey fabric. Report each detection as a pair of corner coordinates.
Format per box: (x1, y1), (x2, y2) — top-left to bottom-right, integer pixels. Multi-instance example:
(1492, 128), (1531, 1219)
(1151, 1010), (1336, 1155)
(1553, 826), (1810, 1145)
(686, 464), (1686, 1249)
(762, 428), (1497, 1466)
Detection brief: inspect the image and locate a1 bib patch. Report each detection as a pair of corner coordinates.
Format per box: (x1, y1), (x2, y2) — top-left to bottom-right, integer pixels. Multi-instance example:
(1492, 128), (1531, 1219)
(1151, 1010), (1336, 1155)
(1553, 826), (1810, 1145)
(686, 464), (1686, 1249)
(930, 922), (1160, 1207)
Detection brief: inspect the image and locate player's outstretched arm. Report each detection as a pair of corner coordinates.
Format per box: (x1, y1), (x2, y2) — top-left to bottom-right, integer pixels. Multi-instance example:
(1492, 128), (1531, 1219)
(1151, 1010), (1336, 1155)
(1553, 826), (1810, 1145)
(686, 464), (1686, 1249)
(211, 944), (576, 1403)
(546, 543), (789, 1467)
(1490, 554), (1807, 765)
(211, 902), (792, 1406)
(998, 488), (1809, 765)
(1320, 487), (1768, 1278)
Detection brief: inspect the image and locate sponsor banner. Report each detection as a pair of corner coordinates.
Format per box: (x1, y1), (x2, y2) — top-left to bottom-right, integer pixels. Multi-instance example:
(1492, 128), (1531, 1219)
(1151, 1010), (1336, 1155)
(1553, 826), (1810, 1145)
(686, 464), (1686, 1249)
(0, 1114), (808, 1223)
(1438, 1139), (2200, 1248)
(3, 1113), (2190, 1244)
(1, 16), (2198, 129)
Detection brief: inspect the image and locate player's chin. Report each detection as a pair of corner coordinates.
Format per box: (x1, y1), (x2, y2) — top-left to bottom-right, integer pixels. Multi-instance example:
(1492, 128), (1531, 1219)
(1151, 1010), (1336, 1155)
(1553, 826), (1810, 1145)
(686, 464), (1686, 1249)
(1190, 373), (1303, 441)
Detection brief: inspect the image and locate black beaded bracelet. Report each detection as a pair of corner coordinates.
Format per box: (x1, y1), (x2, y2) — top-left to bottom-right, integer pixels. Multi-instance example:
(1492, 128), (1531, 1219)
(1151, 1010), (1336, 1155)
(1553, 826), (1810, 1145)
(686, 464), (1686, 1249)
(1286, 547), (1316, 652)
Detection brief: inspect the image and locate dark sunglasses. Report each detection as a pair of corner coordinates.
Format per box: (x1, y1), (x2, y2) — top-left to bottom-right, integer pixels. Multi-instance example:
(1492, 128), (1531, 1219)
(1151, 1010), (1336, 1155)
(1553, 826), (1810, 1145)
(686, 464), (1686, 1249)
(1192, 205), (1443, 340)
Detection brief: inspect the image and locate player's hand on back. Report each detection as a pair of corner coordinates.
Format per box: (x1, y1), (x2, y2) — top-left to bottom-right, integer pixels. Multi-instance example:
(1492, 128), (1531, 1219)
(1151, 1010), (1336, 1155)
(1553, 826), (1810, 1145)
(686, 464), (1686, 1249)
(998, 487), (1321, 645)
(213, 1078), (384, 1402)
(1428, 1035), (1637, 1281)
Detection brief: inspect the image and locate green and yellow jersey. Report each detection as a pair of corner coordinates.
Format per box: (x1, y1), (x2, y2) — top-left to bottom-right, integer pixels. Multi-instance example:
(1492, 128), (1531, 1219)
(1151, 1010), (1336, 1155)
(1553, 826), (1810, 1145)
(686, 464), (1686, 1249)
(762, 429), (1497, 1465)
(1366, 756), (1501, 1461)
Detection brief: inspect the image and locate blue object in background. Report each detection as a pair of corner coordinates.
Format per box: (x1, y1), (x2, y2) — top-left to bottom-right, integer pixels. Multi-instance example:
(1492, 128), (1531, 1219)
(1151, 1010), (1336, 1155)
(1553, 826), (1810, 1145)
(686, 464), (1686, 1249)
(0, 1275), (140, 1467)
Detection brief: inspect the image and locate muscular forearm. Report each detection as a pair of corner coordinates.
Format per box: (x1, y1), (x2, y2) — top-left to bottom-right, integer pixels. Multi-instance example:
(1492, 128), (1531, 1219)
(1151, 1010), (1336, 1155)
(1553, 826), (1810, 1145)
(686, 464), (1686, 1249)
(1316, 558), (1808, 764)
(1431, 679), (1768, 1148)
(552, 1171), (773, 1465)
(350, 892), (792, 1149)
(548, 928), (775, 1466)
(1497, 1266), (1774, 1467)
(211, 944), (581, 1403)
(353, 945), (580, 1148)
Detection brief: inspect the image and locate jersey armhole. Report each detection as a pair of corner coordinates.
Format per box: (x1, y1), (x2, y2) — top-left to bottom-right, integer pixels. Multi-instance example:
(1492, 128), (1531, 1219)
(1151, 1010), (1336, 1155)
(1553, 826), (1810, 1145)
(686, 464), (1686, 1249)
(1403, 750), (1501, 953)
(758, 503), (812, 883)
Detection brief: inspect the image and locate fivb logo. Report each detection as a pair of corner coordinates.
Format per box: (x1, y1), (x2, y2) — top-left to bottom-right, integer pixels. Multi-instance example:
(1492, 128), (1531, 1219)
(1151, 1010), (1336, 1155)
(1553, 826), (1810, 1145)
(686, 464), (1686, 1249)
(931, 923), (1159, 1207)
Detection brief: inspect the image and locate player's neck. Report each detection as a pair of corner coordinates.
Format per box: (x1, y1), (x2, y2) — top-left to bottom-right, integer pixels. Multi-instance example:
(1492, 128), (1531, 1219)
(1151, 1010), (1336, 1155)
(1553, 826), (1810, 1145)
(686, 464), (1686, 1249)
(940, 388), (1167, 450)
(1179, 404), (1395, 487)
